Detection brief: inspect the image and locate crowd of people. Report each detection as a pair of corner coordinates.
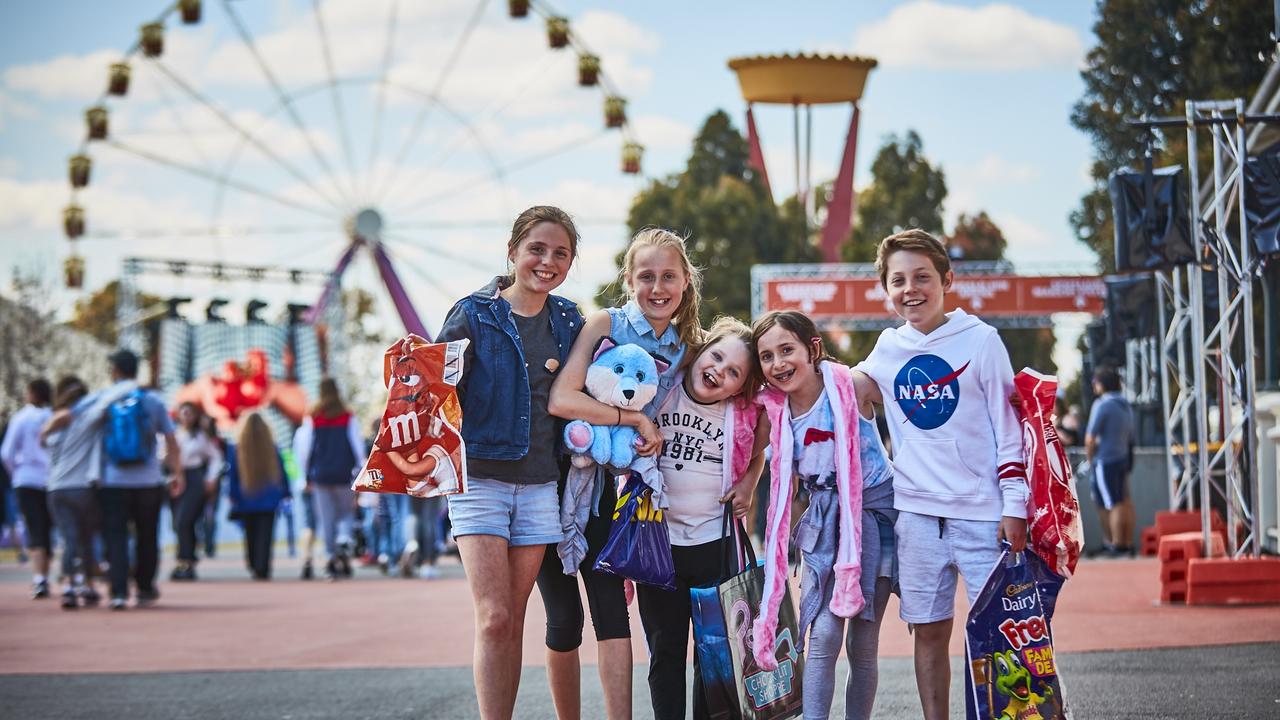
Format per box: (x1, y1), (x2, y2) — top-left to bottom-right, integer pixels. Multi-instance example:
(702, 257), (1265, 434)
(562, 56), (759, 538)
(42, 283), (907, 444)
(0, 206), (1134, 720)
(0, 353), (449, 611)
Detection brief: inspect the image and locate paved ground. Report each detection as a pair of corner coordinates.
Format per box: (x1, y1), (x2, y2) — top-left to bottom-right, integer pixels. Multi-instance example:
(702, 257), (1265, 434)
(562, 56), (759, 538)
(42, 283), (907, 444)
(2, 546), (1279, 718)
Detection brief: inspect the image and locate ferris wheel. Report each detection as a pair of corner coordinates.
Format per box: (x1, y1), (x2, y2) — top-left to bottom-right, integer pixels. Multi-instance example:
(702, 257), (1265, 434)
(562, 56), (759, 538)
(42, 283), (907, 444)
(62, 0), (644, 342)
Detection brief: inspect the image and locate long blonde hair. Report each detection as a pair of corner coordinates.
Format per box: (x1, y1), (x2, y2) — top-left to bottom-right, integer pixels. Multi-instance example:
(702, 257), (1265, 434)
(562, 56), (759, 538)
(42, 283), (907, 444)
(236, 412), (281, 495)
(619, 227), (704, 348)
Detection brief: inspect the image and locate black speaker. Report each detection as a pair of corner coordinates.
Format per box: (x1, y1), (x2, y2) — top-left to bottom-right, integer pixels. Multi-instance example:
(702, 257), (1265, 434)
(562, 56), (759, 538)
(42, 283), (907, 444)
(1104, 273), (1157, 341)
(1109, 165), (1195, 271)
(1085, 318), (1124, 370)
(1245, 152), (1280, 256)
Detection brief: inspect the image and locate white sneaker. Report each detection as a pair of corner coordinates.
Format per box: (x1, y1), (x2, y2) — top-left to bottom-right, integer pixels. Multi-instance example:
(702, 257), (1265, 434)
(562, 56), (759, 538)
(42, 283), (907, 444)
(419, 565), (440, 580)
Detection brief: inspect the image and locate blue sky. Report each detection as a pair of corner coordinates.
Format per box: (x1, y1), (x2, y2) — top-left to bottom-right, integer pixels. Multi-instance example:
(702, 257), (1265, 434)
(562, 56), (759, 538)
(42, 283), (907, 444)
(0, 0), (1103, 366)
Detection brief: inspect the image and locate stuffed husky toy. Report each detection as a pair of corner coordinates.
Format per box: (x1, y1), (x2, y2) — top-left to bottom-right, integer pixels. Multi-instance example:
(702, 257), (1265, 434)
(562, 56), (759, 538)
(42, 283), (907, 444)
(564, 336), (670, 469)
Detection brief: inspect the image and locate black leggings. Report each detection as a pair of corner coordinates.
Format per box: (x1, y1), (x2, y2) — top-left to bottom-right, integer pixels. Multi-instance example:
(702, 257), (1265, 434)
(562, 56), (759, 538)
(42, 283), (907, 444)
(637, 538), (725, 720)
(536, 475), (630, 652)
(241, 511), (276, 579)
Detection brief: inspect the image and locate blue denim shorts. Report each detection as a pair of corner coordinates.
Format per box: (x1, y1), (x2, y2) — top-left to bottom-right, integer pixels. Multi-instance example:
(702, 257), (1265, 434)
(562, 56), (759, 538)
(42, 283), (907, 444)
(446, 476), (562, 547)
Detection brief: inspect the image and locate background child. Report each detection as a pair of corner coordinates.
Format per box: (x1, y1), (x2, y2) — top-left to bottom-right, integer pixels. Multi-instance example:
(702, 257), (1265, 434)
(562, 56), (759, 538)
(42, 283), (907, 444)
(434, 205), (584, 720)
(543, 227), (701, 720)
(226, 412), (290, 580)
(638, 316), (767, 720)
(853, 228), (1028, 720)
(751, 311), (866, 720)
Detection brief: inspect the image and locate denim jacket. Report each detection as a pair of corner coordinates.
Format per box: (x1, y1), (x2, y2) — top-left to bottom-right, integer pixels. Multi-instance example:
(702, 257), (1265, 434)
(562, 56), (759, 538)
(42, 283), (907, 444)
(437, 276), (583, 461)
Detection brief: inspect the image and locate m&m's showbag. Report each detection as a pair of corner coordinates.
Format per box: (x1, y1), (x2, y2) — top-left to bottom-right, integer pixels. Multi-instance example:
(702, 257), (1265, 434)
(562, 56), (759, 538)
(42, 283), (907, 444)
(353, 337), (468, 499)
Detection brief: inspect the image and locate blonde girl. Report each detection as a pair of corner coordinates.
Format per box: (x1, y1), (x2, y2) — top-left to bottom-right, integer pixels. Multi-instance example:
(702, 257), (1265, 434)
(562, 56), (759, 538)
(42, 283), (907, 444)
(542, 227), (703, 720)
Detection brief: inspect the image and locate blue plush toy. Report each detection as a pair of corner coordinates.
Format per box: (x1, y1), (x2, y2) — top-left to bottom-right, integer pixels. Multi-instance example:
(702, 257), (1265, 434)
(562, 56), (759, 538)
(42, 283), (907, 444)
(564, 336), (670, 469)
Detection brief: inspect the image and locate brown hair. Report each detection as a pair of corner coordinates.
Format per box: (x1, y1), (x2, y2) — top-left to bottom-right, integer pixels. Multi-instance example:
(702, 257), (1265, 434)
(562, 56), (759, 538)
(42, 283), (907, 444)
(618, 227), (704, 348)
(507, 205), (580, 275)
(683, 315), (762, 402)
(310, 378), (348, 419)
(236, 412), (281, 495)
(750, 311), (831, 372)
(875, 228), (951, 288)
(53, 376), (87, 411)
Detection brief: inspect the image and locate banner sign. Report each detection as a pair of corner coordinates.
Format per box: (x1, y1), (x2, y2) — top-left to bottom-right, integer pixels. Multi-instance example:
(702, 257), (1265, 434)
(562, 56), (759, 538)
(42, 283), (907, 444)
(754, 265), (1104, 329)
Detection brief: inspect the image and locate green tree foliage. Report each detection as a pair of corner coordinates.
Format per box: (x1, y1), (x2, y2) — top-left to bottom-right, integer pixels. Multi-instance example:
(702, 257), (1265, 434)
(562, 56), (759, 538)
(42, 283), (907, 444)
(945, 212), (1008, 262)
(69, 280), (161, 346)
(1070, 0), (1276, 271)
(842, 130), (947, 262)
(604, 110), (820, 321)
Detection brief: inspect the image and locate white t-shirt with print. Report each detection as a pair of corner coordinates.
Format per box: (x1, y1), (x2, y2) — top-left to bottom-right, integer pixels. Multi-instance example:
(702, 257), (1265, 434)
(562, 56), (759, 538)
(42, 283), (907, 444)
(656, 382), (726, 546)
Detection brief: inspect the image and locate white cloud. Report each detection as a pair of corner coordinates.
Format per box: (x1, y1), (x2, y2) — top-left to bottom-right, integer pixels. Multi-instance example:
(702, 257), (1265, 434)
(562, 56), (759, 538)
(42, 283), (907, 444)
(852, 2), (1084, 70)
(4, 50), (121, 102)
(630, 115), (694, 151)
(969, 154), (1038, 184)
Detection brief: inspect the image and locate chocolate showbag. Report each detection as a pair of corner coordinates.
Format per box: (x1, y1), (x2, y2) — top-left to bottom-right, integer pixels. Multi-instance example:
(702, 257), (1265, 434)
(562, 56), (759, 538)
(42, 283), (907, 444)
(353, 337), (468, 498)
(1014, 369), (1083, 578)
(966, 550), (1069, 720)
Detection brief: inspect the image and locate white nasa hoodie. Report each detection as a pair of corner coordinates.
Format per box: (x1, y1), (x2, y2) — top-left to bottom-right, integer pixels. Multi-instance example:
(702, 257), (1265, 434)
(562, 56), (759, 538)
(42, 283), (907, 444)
(856, 308), (1028, 522)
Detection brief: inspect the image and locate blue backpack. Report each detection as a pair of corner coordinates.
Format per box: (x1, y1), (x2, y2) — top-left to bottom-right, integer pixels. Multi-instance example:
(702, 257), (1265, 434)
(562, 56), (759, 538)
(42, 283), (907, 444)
(105, 389), (155, 466)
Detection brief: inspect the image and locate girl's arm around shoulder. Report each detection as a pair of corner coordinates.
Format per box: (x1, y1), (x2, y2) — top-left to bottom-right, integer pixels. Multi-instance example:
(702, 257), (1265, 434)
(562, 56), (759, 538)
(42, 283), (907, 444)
(721, 411), (771, 518)
(850, 368), (881, 417)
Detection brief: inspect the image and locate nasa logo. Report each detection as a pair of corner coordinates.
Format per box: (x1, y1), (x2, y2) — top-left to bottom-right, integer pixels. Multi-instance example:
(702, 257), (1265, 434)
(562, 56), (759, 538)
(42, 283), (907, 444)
(894, 354), (968, 430)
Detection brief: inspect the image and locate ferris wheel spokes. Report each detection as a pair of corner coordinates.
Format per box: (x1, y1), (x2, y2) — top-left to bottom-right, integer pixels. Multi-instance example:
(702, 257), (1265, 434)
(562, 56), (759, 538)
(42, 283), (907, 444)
(388, 127), (609, 219)
(369, 0), (492, 204)
(310, 0), (360, 202)
(146, 58), (349, 213)
(219, 0), (356, 208)
(104, 137), (336, 220)
(363, 0), (401, 204)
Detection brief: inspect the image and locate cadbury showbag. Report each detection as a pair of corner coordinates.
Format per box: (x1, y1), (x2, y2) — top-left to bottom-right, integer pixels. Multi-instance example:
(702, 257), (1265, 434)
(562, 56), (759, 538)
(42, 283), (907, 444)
(966, 549), (1069, 720)
(353, 337), (468, 499)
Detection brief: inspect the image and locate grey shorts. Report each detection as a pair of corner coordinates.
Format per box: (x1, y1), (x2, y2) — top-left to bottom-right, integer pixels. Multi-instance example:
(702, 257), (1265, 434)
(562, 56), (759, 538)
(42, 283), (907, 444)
(895, 510), (1001, 624)
(446, 476), (561, 547)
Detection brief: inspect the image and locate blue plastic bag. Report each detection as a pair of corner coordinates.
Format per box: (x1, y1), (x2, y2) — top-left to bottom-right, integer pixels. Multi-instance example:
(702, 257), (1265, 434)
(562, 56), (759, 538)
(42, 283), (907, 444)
(965, 548), (1069, 720)
(592, 474), (675, 590)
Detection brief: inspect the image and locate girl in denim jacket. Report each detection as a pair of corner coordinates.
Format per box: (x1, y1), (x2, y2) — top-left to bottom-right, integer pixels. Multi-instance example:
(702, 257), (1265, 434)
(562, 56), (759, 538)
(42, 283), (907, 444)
(434, 206), (585, 720)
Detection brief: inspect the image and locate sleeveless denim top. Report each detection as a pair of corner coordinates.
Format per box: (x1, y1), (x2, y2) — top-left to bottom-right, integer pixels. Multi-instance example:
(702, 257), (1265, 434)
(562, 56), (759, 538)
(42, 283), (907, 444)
(606, 301), (686, 417)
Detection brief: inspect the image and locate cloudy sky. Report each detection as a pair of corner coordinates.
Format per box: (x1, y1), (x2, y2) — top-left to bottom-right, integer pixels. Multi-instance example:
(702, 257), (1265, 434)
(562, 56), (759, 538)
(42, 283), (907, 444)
(0, 0), (1100, 350)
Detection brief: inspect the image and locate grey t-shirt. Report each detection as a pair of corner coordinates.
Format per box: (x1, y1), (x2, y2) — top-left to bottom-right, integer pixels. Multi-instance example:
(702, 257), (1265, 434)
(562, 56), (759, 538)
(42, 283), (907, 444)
(1086, 392), (1133, 465)
(468, 304), (561, 485)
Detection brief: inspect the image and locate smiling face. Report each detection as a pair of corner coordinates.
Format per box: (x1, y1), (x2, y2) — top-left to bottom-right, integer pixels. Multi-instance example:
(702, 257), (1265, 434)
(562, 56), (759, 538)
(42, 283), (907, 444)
(626, 244), (688, 328)
(756, 325), (822, 397)
(509, 221), (573, 296)
(885, 249), (952, 334)
(687, 337), (752, 403)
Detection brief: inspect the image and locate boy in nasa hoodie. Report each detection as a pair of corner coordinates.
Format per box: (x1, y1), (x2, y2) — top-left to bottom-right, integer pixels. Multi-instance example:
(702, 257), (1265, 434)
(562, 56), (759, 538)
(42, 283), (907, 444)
(852, 229), (1028, 720)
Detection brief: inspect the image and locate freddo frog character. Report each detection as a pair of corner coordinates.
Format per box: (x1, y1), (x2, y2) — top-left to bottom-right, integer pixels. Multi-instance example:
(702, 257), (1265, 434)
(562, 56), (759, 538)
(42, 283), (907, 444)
(993, 649), (1054, 720)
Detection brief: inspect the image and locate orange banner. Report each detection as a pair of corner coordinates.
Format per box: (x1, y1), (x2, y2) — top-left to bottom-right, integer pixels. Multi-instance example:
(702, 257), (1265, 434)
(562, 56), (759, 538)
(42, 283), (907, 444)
(762, 275), (1105, 320)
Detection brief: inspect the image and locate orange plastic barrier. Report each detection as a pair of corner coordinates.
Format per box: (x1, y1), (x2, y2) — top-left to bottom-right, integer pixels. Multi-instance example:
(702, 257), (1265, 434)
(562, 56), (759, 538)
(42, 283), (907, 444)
(1157, 530), (1226, 604)
(1185, 557), (1280, 606)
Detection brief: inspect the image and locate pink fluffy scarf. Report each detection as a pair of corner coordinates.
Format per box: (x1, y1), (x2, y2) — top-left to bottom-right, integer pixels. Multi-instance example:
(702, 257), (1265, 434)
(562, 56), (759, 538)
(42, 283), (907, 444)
(752, 361), (865, 670)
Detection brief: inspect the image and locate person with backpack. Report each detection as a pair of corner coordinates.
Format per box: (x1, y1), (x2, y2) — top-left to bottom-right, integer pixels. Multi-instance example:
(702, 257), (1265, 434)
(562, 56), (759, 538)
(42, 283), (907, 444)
(293, 378), (365, 580)
(42, 350), (182, 610)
